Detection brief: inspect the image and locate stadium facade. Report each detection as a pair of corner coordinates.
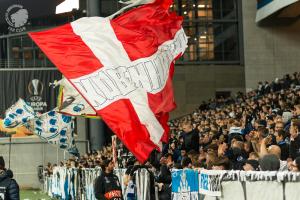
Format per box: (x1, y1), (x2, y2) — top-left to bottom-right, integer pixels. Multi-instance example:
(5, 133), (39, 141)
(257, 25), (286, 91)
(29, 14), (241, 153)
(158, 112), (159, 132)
(0, 0), (299, 187)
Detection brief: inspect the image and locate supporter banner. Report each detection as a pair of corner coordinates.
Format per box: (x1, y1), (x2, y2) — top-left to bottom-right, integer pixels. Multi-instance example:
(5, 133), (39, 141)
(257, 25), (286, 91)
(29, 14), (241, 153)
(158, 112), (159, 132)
(256, 0), (299, 22)
(136, 168), (152, 200)
(172, 169), (199, 200)
(170, 170), (300, 199)
(45, 168), (300, 200)
(0, 70), (61, 117)
(114, 169), (127, 198)
(49, 167), (101, 200)
(45, 167), (142, 200)
(198, 170), (222, 197)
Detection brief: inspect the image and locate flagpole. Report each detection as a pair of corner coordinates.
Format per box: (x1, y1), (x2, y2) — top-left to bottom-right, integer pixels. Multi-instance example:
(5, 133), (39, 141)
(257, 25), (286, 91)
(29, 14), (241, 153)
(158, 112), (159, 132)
(7, 131), (15, 169)
(64, 150), (66, 161)
(56, 146), (59, 165)
(8, 134), (11, 169)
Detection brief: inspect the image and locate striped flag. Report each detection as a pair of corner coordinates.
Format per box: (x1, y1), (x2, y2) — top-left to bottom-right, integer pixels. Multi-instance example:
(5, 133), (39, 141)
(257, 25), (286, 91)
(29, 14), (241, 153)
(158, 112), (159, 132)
(29, 0), (187, 162)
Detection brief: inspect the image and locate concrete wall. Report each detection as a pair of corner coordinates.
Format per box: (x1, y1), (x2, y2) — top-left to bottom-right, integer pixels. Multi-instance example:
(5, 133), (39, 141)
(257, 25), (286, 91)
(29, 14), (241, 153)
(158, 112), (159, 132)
(170, 65), (245, 118)
(243, 1), (300, 91)
(0, 117), (88, 189)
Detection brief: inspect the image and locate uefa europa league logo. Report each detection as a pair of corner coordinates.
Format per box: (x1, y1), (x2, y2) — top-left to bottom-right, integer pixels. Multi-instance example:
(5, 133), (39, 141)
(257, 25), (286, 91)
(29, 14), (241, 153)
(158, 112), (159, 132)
(28, 79), (44, 96)
(27, 79), (47, 111)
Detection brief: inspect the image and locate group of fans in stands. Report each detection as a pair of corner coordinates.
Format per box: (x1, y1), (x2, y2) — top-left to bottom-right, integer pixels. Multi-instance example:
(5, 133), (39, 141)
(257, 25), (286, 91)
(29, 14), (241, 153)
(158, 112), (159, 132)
(45, 72), (300, 200)
(166, 72), (300, 172)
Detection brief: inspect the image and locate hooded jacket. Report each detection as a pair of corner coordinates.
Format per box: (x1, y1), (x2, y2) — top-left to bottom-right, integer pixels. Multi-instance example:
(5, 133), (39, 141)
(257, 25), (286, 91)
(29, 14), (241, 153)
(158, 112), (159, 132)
(0, 169), (19, 200)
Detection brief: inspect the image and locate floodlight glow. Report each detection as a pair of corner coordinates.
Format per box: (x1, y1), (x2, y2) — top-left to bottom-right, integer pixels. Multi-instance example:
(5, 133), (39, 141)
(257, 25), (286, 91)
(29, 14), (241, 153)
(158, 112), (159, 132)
(56, 0), (79, 14)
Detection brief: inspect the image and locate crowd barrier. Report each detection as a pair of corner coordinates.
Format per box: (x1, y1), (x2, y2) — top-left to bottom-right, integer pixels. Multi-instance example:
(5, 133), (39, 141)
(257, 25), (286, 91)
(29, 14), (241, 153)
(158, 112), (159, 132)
(43, 167), (152, 200)
(172, 169), (300, 200)
(44, 167), (101, 200)
(44, 167), (300, 200)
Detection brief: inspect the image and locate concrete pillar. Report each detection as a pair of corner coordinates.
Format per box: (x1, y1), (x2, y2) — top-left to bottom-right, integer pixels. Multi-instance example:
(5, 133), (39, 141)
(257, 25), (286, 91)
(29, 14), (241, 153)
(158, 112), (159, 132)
(87, 0), (100, 16)
(88, 118), (106, 151)
(85, 0), (106, 152)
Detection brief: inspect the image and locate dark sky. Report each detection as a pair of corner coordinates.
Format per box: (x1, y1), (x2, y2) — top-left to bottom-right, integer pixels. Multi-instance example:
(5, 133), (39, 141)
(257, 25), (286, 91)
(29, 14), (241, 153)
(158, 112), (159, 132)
(0, 0), (65, 24)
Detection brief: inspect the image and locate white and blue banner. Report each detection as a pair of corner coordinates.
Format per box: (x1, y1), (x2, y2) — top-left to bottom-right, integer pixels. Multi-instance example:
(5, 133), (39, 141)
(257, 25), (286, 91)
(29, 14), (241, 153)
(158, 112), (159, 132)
(172, 169), (199, 200)
(27, 110), (78, 155)
(256, 0), (299, 22)
(3, 98), (36, 128)
(3, 99), (78, 155)
(199, 170), (223, 197)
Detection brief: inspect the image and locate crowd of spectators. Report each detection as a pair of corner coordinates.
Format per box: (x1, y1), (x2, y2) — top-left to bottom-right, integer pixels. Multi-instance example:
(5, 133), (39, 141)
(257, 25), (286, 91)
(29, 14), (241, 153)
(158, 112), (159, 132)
(45, 72), (300, 199)
(44, 146), (113, 176)
(165, 72), (300, 172)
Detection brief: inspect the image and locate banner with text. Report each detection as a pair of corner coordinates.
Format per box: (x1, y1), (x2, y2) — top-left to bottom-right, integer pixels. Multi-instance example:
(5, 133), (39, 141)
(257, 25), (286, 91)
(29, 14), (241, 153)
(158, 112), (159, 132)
(198, 170), (223, 197)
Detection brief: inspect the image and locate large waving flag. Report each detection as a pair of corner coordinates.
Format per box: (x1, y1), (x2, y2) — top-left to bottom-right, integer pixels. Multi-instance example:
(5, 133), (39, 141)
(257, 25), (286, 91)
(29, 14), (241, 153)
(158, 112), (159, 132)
(29, 0), (187, 162)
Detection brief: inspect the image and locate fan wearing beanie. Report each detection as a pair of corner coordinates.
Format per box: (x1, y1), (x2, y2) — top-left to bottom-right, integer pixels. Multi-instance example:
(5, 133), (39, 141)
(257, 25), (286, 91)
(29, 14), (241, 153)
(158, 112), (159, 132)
(0, 156), (19, 200)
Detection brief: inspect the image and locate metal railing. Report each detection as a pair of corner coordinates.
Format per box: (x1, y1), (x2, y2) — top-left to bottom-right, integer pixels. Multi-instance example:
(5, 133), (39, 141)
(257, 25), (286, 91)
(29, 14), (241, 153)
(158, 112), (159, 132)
(0, 59), (55, 69)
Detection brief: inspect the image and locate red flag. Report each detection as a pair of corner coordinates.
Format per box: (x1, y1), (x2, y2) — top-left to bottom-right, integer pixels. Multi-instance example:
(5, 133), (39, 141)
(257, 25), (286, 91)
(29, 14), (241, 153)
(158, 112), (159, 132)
(29, 0), (187, 162)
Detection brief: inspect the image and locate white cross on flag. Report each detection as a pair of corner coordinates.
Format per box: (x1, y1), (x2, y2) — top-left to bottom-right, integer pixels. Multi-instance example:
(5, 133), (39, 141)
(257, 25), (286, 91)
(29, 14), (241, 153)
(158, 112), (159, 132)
(29, 0), (187, 162)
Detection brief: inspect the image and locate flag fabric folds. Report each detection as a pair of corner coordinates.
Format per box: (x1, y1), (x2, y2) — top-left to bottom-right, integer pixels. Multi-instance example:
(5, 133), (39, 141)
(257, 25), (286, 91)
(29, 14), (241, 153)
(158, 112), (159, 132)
(27, 110), (78, 155)
(29, 0), (187, 162)
(3, 99), (78, 155)
(3, 98), (36, 128)
(54, 78), (99, 118)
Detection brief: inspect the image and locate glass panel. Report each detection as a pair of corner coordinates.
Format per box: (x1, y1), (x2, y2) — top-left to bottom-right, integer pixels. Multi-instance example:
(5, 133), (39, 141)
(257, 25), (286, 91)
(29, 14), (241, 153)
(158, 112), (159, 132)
(176, 0), (240, 63)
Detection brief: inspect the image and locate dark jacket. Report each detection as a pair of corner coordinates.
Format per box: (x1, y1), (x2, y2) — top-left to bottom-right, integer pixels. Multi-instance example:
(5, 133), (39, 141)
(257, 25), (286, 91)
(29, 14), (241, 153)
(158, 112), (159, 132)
(94, 172), (123, 200)
(0, 170), (19, 200)
(157, 165), (171, 200)
(183, 129), (199, 152)
(278, 141), (289, 160)
(290, 135), (300, 159)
